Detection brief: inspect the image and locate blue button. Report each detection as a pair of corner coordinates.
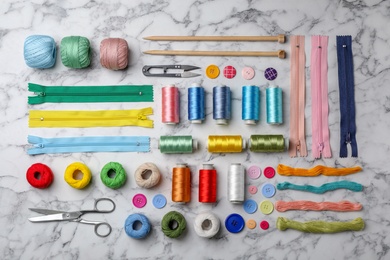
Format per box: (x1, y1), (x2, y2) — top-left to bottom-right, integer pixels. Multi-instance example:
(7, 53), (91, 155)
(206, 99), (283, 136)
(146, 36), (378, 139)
(262, 183), (276, 198)
(225, 213), (245, 233)
(243, 199), (258, 214)
(152, 194), (167, 209)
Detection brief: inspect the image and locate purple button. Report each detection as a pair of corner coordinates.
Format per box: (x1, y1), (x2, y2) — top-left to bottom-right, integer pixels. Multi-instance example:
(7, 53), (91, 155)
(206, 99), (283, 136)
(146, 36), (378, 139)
(248, 165), (261, 179)
(264, 67), (278, 81)
(132, 193), (147, 208)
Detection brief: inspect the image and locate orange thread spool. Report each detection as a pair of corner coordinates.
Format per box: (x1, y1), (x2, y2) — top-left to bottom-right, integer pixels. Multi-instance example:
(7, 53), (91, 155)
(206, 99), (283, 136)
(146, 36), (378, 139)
(199, 164), (217, 203)
(172, 164), (191, 203)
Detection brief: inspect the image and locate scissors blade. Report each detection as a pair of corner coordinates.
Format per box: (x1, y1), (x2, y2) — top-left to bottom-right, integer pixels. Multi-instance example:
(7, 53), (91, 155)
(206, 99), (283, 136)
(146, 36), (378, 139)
(180, 72), (201, 78)
(28, 211), (82, 223)
(29, 208), (66, 215)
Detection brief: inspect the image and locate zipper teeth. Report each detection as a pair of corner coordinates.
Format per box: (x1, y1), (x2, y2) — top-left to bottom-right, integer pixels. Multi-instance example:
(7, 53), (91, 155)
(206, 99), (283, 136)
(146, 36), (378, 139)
(296, 36), (300, 153)
(344, 42), (351, 142)
(317, 36), (323, 152)
(35, 142), (149, 147)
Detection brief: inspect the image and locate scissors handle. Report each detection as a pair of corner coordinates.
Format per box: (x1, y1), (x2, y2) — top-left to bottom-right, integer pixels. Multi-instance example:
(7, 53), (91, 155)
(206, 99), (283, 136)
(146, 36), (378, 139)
(80, 198), (116, 214)
(78, 219), (112, 237)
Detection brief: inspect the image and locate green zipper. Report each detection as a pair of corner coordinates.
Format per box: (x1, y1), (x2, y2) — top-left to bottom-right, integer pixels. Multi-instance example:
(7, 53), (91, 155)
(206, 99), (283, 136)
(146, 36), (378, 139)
(28, 83), (154, 104)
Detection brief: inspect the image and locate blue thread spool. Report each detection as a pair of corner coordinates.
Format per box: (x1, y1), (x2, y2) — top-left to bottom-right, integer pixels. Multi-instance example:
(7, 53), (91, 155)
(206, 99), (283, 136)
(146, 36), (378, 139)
(124, 213), (151, 239)
(213, 86), (231, 125)
(242, 86), (260, 125)
(266, 86), (283, 124)
(188, 84), (205, 123)
(24, 35), (57, 69)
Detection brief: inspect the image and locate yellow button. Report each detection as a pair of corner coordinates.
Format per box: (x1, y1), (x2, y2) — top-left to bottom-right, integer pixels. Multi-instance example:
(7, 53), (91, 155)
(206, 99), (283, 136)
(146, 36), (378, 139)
(206, 65), (220, 79)
(259, 200), (274, 215)
(246, 219), (256, 229)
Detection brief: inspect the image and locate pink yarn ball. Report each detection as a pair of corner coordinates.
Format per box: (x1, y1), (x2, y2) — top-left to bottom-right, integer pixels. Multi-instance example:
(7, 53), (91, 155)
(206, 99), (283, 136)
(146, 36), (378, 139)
(100, 38), (128, 70)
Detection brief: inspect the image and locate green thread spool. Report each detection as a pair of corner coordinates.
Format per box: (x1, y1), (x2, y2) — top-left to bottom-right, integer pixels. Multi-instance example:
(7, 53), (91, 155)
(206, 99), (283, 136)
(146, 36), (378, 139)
(60, 36), (91, 68)
(161, 211), (187, 238)
(249, 135), (285, 152)
(159, 136), (198, 154)
(100, 162), (127, 189)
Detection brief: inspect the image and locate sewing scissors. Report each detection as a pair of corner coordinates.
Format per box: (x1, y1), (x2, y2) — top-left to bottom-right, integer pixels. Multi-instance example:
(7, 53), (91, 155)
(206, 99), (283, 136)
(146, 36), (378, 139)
(142, 65), (201, 78)
(28, 198), (116, 237)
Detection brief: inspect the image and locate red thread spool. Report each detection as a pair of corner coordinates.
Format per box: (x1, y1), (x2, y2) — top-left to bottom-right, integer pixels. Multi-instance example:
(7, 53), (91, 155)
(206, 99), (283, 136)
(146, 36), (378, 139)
(172, 164), (191, 203)
(162, 85), (180, 124)
(199, 164), (217, 203)
(26, 163), (54, 189)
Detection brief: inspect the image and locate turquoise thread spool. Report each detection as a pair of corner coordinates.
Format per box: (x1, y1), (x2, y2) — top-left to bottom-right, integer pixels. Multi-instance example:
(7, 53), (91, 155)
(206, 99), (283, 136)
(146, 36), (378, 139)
(266, 86), (283, 124)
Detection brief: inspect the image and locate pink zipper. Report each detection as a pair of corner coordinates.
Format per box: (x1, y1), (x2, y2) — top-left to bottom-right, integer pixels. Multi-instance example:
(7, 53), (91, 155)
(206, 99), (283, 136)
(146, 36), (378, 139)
(311, 35), (332, 158)
(289, 35), (307, 157)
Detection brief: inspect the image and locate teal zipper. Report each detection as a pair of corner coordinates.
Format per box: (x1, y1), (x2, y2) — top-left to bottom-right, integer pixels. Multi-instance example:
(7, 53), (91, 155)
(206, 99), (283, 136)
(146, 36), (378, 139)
(28, 83), (154, 104)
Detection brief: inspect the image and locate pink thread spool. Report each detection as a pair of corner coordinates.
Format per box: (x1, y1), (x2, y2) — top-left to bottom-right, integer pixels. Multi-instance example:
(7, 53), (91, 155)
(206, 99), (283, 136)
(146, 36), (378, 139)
(100, 38), (128, 70)
(162, 85), (180, 124)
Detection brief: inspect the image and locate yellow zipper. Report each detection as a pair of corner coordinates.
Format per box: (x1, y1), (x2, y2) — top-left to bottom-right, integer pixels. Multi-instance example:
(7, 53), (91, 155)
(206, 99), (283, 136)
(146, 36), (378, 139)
(29, 107), (154, 128)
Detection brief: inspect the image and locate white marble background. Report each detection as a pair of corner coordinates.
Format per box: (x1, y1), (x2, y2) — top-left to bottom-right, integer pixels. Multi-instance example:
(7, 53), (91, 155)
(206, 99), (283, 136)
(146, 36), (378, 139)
(0, 0), (389, 259)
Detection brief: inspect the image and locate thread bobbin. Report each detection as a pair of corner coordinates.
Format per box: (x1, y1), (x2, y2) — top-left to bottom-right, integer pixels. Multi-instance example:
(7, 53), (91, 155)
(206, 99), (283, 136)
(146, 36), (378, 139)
(162, 84), (180, 125)
(228, 163), (245, 204)
(158, 136), (198, 154)
(172, 163), (191, 203)
(207, 135), (246, 153)
(199, 164), (217, 203)
(188, 83), (205, 124)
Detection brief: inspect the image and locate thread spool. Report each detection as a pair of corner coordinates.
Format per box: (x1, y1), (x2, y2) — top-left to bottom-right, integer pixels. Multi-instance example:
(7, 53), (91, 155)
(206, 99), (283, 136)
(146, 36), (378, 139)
(161, 211), (187, 238)
(24, 35), (57, 69)
(64, 162), (92, 189)
(100, 162), (127, 189)
(213, 86), (231, 125)
(199, 164), (217, 203)
(266, 86), (283, 124)
(134, 162), (161, 189)
(207, 135), (246, 153)
(162, 85), (180, 124)
(100, 38), (128, 70)
(193, 212), (220, 238)
(188, 84), (205, 123)
(60, 36), (91, 69)
(26, 163), (54, 189)
(124, 213), (151, 239)
(159, 136), (198, 154)
(172, 164), (191, 203)
(249, 135), (285, 152)
(228, 163), (245, 204)
(242, 85), (260, 125)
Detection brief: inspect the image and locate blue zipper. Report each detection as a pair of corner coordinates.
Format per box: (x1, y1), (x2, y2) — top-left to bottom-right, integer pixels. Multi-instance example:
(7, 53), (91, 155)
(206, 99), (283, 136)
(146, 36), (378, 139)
(337, 36), (358, 157)
(28, 135), (150, 155)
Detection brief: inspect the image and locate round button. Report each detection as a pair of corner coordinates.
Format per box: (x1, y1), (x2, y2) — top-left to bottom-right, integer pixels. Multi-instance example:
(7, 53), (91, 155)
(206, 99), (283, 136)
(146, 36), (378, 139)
(246, 219), (256, 229)
(206, 64), (220, 79)
(243, 199), (258, 214)
(132, 193), (147, 208)
(260, 200), (274, 215)
(264, 67), (278, 81)
(225, 213), (245, 233)
(263, 166), (275, 179)
(247, 165), (261, 179)
(152, 194), (167, 209)
(262, 183), (276, 198)
(223, 65), (236, 79)
(242, 67), (255, 80)
(248, 185), (258, 195)
(260, 220), (270, 230)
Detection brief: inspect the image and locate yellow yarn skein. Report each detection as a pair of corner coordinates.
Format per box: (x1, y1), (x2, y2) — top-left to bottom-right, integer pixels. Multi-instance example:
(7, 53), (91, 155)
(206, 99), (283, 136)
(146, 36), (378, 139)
(64, 162), (92, 189)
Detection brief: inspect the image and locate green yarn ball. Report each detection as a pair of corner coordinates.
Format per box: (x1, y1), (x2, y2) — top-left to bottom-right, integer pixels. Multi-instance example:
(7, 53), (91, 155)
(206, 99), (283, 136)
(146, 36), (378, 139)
(60, 36), (91, 69)
(100, 162), (127, 189)
(161, 211), (186, 238)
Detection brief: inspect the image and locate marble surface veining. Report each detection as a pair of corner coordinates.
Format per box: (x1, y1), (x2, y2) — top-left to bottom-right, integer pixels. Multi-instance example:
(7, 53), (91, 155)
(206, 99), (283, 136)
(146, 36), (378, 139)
(0, 0), (389, 259)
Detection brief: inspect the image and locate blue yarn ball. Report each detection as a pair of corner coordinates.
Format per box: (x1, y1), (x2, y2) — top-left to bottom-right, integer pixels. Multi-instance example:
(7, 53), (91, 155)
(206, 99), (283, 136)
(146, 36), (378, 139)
(24, 35), (56, 69)
(124, 213), (151, 239)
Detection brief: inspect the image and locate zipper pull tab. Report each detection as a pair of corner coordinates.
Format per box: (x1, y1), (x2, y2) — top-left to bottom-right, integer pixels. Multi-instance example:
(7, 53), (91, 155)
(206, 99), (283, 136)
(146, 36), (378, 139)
(296, 141), (301, 152)
(345, 132), (351, 144)
(318, 142), (324, 152)
(34, 92), (46, 96)
(138, 114), (147, 120)
(34, 143), (44, 148)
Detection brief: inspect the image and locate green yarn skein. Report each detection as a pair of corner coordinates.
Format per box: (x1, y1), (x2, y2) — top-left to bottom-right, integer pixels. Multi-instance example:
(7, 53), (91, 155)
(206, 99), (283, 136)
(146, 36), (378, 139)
(100, 162), (127, 189)
(161, 211), (186, 238)
(60, 36), (91, 68)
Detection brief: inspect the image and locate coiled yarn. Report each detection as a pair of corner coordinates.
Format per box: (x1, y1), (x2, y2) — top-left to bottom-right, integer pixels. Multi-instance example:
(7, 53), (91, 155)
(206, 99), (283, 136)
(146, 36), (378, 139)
(64, 162), (92, 189)
(24, 35), (57, 69)
(161, 211), (186, 238)
(134, 162), (161, 189)
(193, 212), (220, 238)
(100, 38), (128, 70)
(124, 213), (151, 239)
(26, 163), (54, 189)
(60, 36), (91, 69)
(100, 162), (127, 189)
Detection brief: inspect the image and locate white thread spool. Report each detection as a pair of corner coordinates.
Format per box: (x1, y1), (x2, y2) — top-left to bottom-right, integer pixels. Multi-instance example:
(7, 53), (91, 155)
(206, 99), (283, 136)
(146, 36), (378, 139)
(193, 212), (220, 238)
(228, 163), (245, 204)
(134, 162), (161, 188)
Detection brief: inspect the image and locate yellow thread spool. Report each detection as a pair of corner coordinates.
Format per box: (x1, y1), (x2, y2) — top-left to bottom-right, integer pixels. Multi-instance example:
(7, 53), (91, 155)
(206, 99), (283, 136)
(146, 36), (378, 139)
(172, 164), (191, 203)
(207, 135), (245, 153)
(64, 162), (92, 189)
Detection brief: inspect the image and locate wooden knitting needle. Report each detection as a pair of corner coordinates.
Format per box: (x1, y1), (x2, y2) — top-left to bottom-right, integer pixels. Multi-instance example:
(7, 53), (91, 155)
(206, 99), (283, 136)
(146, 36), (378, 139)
(144, 34), (286, 43)
(143, 50), (286, 59)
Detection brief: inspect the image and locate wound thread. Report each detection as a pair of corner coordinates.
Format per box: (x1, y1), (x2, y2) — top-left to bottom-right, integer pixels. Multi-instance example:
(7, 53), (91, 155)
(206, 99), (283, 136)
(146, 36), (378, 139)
(228, 163), (245, 204)
(172, 164), (191, 203)
(100, 162), (127, 189)
(207, 135), (245, 153)
(277, 164), (362, 177)
(242, 85), (260, 125)
(100, 38), (128, 70)
(275, 200), (363, 212)
(134, 162), (161, 189)
(213, 86), (231, 125)
(188, 84), (205, 123)
(159, 136), (198, 154)
(277, 180), (363, 194)
(266, 86), (283, 124)
(124, 213), (151, 239)
(193, 212), (220, 238)
(64, 162), (92, 189)
(249, 135), (285, 152)
(26, 163), (54, 189)
(24, 35), (57, 69)
(60, 36), (91, 69)
(162, 85), (180, 124)
(199, 164), (217, 203)
(161, 211), (187, 238)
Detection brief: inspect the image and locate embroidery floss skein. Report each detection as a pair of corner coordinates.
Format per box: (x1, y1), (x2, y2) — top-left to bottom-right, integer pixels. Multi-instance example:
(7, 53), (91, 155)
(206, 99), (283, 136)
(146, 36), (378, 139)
(199, 164), (217, 203)
(124, 213), (151, 239)
(277, 180), (363, 194)
(266, 86), (283, 124)
(242, 85), (260, 125)
(275, 200), (363, 212)
(213, 86), (231, 125)
(276, 217), (365, 233)
(161, 211), (187, 238)
(24, 35), (57, 69)
(100, 38), (128, 70)
(134, 162), (161, 189)
(159, 136), (198, 154)
(277, 164), (362, 177)
(26, 163), (54, 189)
(60, 36), (91, 69)
(172, 164), (191, 203)
(228, 163), (245, 204)
(193, 212), (220, 238)
(188, 84), (205, 123)
(64, 162), (92, 189)
(249, 135), (285, 152)
(100, 162), (127, 189)
(207, 135), (246, 153)
(162, 85), (180, 124)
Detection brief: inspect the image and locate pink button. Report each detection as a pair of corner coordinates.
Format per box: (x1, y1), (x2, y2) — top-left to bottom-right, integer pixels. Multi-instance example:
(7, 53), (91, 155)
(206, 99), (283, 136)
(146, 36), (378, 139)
(242, 67), (255, 80)
(247, 165), (261, 179)
(260, 220), (269, 230)
(248, 185), (258, 195)
(132, 193), (147, 208)
(223, 65), (236, 79)
(263, 167), (275, 179)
